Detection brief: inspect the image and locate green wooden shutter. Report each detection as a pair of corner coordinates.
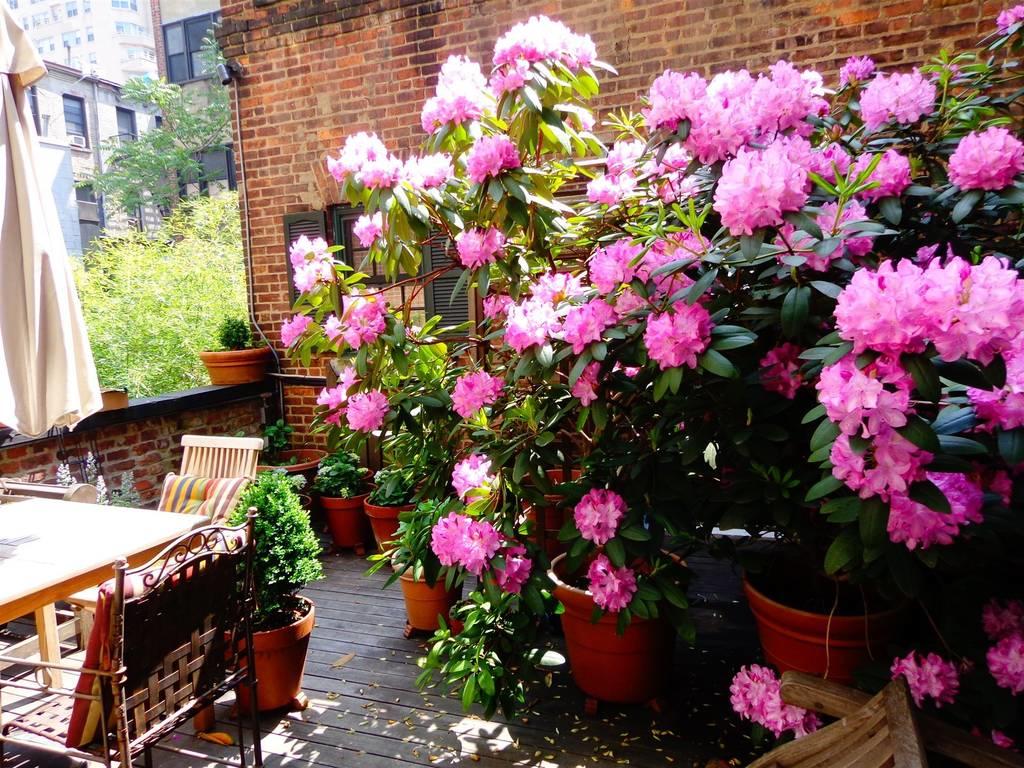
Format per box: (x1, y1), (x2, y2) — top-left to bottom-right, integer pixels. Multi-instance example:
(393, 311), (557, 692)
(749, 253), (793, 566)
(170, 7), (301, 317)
(283, 211), (327, 302)
(423, 233), (471, 332)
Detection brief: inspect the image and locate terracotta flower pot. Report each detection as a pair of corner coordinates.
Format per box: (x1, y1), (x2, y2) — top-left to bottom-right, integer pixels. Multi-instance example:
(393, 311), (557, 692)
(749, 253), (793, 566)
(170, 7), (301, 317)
(199, 347), (271, 386)
(237, 598), (314, 712)
(523, 468), (581, 561)
(364, 500), (415, 551)
(548, 554), (673, 705)
(399, 571), (461, 633)
(257, 449), (327, 489)
(743, 574), (908, 685)
(322, 491), (372, 554)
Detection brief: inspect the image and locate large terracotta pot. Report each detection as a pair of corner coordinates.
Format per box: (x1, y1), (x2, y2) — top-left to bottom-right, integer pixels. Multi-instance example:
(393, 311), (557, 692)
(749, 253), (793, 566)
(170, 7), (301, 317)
(199, 347), (271, 385)
(257, 449), (327, 489)
(548, 554), (673, 704)
(523, 468), (581, 561)
(399, 571), (460, 633)
(322, 492), (372, 554)
(364, 500), (415, 551)
(743, 574), (907, 685)
(238, 598), (314, 712)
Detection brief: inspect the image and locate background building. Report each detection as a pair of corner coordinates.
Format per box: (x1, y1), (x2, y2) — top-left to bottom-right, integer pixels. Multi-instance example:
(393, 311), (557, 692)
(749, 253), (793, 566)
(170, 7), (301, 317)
(26, 61), (159, 255)
(3, 0), (158, 83)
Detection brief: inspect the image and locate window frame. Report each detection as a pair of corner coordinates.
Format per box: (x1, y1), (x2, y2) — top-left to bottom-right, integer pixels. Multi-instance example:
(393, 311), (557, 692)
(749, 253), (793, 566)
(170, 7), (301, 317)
(61, 94), (87, 145)
(162, 12), (219, 84)
(115, 106), (136, 141)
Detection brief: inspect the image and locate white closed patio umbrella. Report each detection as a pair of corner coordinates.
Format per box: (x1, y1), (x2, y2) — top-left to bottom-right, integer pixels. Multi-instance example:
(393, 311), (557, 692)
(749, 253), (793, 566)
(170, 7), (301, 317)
(0, 6), (101, 437)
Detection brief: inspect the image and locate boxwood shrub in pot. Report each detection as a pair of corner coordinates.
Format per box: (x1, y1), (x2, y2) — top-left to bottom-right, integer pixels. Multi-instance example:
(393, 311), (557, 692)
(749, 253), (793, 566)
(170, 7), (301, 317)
(364, 466), (419, 551)
(229, 471), (323, 712)
(199, 316), (271, 385)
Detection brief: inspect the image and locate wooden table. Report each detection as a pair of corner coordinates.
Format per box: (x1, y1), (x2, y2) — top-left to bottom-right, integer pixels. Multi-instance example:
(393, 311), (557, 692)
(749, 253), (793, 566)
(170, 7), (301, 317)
(0, 498), (202, 684)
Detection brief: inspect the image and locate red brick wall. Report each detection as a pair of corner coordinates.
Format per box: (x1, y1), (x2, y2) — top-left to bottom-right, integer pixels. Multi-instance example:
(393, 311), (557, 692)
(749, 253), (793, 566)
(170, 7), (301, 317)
(151, 0), (166, 80)
(218, 0), (1000, 439)
(0, 399), (264, 507)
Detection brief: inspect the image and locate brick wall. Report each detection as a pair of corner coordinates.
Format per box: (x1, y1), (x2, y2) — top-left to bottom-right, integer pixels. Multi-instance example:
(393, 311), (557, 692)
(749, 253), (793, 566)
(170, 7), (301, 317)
(0, 398), (265, 507)
(218, 0), (1001, 439)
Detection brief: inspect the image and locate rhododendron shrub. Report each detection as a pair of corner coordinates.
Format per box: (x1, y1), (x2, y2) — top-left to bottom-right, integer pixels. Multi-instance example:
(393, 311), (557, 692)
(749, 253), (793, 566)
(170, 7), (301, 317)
(282, 10), (1024, 732)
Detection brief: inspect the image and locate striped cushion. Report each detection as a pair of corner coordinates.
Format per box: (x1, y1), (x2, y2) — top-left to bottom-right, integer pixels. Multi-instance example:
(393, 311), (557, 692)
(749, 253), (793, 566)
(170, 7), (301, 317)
(158, 474), (248, 524)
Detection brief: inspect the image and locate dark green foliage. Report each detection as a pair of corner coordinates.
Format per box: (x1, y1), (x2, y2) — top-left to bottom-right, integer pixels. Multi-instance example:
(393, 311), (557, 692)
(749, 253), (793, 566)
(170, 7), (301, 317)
(312, 451), (368, 498)
(217, 317), (252, 351)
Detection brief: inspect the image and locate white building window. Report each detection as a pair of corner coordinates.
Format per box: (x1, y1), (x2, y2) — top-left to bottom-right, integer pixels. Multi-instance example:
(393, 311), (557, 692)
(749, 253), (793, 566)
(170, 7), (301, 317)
(82, 0), (90, 11)
(61, 30), (80, 47)
(65, 0), (77, 16)
(85, 26), (93, 41)
(111, 0), (137, 9)
(87, 51), (97, 64)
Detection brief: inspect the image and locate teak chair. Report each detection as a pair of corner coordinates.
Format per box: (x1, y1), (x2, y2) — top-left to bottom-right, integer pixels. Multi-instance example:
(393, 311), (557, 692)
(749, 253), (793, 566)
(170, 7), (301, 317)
(749, 672), (1024, 768)
(180, 435), (264, 480)
(0, 514), (263, 768)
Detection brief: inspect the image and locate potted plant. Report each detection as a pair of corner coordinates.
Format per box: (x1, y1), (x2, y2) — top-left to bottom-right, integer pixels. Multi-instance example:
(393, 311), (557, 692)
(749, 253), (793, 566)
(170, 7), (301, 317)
(199, 317), (271, 386)
(255, 419), (326, 486)
(229, 471), (322, 712)
(313, 451), (371, 554)
(368, 498), (463, 637)
(363, 466), (418, 551)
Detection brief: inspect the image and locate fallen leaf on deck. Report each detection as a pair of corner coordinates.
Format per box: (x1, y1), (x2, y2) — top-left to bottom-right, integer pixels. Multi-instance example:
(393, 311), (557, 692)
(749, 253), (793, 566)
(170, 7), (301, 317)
(331, 652), (356, 669)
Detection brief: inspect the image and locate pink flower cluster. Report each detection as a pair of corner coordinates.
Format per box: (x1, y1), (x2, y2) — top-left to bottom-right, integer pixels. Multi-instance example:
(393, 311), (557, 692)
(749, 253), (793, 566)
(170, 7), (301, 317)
(643, 302), (713, 370)
(997, 4), (1024, 33)
(890, 651), (960, 708)
(852, 149), (912, 201)
(455, 227), (506, 270)
(645, 62), (827, 164)
(571, 362), (601, 405)
(970, 347), (1024, 431)
(830, 426), (930, 501)
(759, 343), (803, 399)
(352, 213), (383, 248)
(505, 296), (560, 353)
(492, 15), (595, 72)
(345, 390), (389, 433)
(451, 370), (504, 419)
(948, 127), (1024, 191)
(573, 488), (626, 545)
(839, 55), (876, 86)
(887, 472), (984, 550)
(316, 364), (358, 425)
(775, 200), (873, 270)
(403, 154), (453, 190)
(714, 140), (810, 236)
(859, 70), (936, 131)
(289, 235), (335, 293)
(451, 454), (495, 501)
(587, 140), (645, 206)
(562, 299), (617, 354)
(466, 135), (520, 184)
(430, 511), (501, 576)
(420, 55), (489, 134)
(808, 142), (852, 183)
(988, 634), (1024, 695)
(983, 599), (1024, 641)
(494, 544), (533, 594)
(340, 296), (387, 349)
(327, 132), (388, 180)
(280, 314), (312, 347)
(586, 554), (637, 613)
(834, 256), (1024, 364)
(589, 240), (643, 293)
(816, 356), (911, 438)
(730, 664), (820, 738)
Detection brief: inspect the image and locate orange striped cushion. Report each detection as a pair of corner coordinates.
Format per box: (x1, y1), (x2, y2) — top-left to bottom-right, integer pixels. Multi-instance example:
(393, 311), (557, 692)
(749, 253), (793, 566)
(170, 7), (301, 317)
(158, 474), (248, 524)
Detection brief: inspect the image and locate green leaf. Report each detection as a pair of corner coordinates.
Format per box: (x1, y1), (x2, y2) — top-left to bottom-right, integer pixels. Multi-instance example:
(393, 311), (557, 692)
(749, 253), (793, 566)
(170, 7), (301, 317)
(810, 419), (840, 452)
(535, 431), (555, 447)
(619, 525), (652, 542)
(699, 349), (739, 378)
(809, 280), (842, 299)
(824, 528), (860, 574)
(878, 196), (902, 225)
(998, 429), (1024, 465)
(461, 672), (477, 711)
(936, 435), (987, 455)
(951, 188), (983, 223)
(934, 359), (991, 390)
(903, 353), (940, 403)
(859, 498), (889, 548)
(821, 496), (862, 523)
(685, 268), (719, 305)
(605, 538), (626, 567)
(740, 230), (765, 261)
(802, 404), (826, 424)
(781, 286), (810, 339)
(477, 668), (495, 696)
(898, 415), (940, 453)
(806, 474), (843, 502)
(908, 480), (951, 514)
(932, 406), (979, 435)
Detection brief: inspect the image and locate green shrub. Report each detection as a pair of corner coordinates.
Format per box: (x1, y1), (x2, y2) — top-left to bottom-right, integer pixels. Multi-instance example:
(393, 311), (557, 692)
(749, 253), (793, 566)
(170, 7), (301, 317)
(217, 317), (252, 351)
(366, 467), (418, 506)
(261, 419), (293, 465)
(230, 472), (323, 630)
(74, 193), (246, 397)
(312, 451), (368, 498)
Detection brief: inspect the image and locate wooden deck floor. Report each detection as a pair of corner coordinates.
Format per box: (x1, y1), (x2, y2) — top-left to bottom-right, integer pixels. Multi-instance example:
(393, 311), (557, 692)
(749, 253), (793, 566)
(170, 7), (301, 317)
(2, 552), (762, 768)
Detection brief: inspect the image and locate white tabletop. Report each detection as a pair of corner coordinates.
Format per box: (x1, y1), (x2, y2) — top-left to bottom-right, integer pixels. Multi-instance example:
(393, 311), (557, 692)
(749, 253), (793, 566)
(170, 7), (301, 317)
(0, 498), (201, 624)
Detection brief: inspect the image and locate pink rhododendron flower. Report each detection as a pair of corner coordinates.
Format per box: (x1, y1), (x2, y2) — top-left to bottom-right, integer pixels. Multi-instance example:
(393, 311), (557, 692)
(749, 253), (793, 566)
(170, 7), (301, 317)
(949, 127), (1024, 191)
(853, 149), (912, 201)
(816, 356), (912, 437)
(605, 140), (645, 177)
(531, 271), (586, 304)
(759, 343), (803, 399)
(643, 302), (713, 370)
(644, 69), (707, 132)
(356, 153), (403, 189)
(341, 297), (387, 349)
(589, 240), (642, 293)
(776, 200), (873, 270)
(830, 426), (931, 500)
(991, 730), (1016, 750)
(571, 362), (601, 405)
(505, 297), (560, 354)
(430, 512), (501, 576)
(489, 58), (530, 95)
(289, 235), (328, 269)
(289, 235), (334, 293)
(586, 554), (637, 613)
(466, 135), (520, 184)
(562, 300), (617, 354)
(887, 472), (984, 550)
(420, 55), (489, 134)
(482, 294), (513, 320)
(574, 488), (627, 545)
(859, 70), (936, 131)
(451, 454), (495, 501)
(714, 141), (809, 236)
(316, 365), (357, 413)
(353, 212), (383, 248)
(970, 347), (1024, 431)
(998, 4), (1024, 33)
(492, 15), (595, 71)
(586, 173), (636, 205)
(345, 390), (389, 433)
(891, 652), (960, 708)
(987, 633), (1024, 694)
(327, 132), (388, 181)
(455, 227), (506, 270)
(280, 314), (312, 347)
(730, 664), (820, 738)
(808, 142), (853, 184)
(839, 55), (876, 86)
(403, 153), (454, 189)
(983, 599), (1024, 642)
(494, 544), (532, 594)
(451, 370), (504, 419)
(323, 314), (344, 343)
(835, 260), (934, 355)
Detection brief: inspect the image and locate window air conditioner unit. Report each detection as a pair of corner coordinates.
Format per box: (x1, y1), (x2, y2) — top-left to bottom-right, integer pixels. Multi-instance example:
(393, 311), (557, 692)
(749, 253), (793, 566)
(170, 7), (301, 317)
(68, 134), (87, 148)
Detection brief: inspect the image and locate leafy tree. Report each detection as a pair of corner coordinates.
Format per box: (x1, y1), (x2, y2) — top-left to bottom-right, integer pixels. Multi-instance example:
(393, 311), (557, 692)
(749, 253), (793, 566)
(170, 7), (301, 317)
(74, 192), (246, 396)
(89, 39), (231, 214)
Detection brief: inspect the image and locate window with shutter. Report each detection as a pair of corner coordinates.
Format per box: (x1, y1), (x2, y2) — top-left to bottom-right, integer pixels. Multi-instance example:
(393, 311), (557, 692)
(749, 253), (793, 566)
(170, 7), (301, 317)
(423, 234), (471, 333)
(283, 211), (327, 302)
